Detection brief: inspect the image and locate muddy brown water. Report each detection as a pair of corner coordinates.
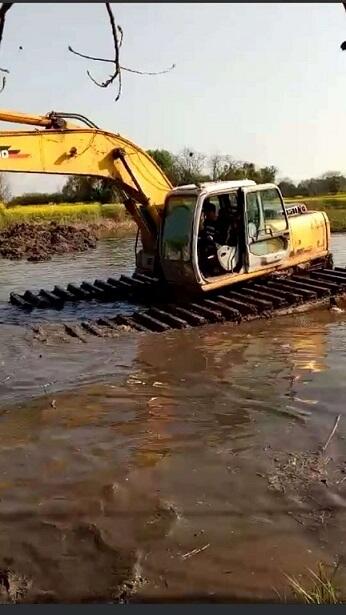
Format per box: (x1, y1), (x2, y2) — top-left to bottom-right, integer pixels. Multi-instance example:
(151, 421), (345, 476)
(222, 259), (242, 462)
(0, 236), (346, 602)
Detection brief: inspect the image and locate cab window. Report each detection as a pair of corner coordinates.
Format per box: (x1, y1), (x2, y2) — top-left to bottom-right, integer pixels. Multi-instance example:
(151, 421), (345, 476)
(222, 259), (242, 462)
(161, 195), (196, 261)
(246, 187), (288, 256)
(261, 188), (287, 232)
(247, 192), (261, 233)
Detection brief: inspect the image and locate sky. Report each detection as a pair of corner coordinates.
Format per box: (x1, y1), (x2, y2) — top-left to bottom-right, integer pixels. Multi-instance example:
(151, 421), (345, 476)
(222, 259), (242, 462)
(0, 2), (345, 195)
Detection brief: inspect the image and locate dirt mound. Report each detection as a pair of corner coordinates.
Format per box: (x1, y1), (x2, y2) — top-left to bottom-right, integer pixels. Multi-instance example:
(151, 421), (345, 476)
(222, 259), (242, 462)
(0, 222), (97, 262)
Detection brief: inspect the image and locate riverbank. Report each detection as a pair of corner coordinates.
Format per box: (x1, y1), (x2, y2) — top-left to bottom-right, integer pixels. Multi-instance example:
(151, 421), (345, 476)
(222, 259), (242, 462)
(0, 219), (135, 262)
(0, 222), (96, 261)
(0, 203), (136, 261)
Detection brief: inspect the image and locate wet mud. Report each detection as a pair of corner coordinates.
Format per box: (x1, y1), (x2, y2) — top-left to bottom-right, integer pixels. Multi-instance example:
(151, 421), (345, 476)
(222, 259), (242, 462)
(0, 222), (97, 262)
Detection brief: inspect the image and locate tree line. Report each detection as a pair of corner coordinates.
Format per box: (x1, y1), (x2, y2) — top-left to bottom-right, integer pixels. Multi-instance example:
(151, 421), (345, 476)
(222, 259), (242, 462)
(4, 148), (346, 206)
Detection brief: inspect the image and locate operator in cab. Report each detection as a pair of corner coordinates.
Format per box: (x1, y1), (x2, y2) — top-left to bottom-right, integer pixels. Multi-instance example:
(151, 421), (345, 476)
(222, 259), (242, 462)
(199, 199), (219, 275)
(202, 200), (218, 240)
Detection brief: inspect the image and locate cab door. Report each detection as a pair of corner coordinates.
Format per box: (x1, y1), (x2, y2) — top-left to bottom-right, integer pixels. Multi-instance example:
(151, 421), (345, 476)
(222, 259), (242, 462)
(241, 184), (290, 272)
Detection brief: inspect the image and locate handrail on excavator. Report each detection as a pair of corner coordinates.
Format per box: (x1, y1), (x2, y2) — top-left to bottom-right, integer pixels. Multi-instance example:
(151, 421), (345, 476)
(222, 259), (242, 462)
(0, 110), (99, 130)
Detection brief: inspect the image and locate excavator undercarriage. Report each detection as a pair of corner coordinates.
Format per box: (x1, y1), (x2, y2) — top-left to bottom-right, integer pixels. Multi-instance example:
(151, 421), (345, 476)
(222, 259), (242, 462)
(10, 262), (346, 342)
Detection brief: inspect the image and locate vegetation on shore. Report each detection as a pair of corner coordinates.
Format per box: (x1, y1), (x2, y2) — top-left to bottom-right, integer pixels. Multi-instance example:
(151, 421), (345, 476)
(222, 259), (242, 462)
(0, 202), (135, 236)
(285, 561), (341, 604)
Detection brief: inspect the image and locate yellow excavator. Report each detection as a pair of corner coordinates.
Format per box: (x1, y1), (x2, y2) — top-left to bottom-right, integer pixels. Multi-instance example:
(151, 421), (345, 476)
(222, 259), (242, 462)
(0, 109), (332, 284)
(0, 108), (343, 336)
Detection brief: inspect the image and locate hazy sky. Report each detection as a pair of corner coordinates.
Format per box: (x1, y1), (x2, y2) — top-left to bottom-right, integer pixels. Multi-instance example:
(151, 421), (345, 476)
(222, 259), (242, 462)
(0, 2), (345, 195)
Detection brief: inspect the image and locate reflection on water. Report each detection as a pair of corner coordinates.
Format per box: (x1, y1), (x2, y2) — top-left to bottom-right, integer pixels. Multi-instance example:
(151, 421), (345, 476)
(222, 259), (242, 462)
(0, 236), (136, 301)
(0, 235), (345, 601)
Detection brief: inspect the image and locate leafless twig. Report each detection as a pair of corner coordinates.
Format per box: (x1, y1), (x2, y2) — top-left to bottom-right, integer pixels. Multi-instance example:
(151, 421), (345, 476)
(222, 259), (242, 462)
(341, 2), (346, 50)
(120, 64), (175, 76)
(68, 44), (175, 75)
(68, 2), (175, 101)
(0, 2), (13, 47)
(0, 2), (13, 91)
(322, 414), (341, 453)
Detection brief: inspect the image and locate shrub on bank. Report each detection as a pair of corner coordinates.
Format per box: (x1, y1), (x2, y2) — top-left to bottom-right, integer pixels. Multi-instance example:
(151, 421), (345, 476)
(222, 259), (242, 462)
(0, 202), (128, 227)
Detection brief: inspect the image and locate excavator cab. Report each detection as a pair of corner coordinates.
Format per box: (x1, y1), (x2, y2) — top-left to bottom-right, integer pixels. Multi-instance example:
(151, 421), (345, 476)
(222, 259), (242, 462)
(160, 181), (291, 289)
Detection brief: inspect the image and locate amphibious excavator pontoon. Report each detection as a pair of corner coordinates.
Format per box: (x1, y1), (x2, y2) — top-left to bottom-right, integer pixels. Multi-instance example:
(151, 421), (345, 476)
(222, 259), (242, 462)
(0, 108), (345, 341)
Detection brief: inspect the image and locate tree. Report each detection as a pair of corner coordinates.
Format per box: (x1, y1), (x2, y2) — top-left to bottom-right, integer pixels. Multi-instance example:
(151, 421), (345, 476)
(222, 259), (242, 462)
(173, 149), (208, 185)
(293, 173), (346, 197)
(259, 165), (277, 183)
(209, 154), (232, 181)
(278, 179), (298, 198)
(147, 149), (177, 184)
(217, 159), (277, 184)
(148, 148), (209, 185)
(323, 174), (343, 195)
(8, 192), (64, 206)
(217, 159), (244, 181)
(0, 173), (10, 202)
(296, 180), (310, 197)
(62, 176), (122, 203)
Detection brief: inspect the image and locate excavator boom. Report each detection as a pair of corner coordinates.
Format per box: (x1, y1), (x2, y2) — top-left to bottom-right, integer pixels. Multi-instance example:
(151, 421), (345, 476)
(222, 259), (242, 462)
(0, 109), (173, 252)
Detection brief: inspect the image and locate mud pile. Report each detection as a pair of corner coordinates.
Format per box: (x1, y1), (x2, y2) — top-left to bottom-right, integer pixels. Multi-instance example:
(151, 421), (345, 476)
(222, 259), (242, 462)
(0, 222), (97, 262)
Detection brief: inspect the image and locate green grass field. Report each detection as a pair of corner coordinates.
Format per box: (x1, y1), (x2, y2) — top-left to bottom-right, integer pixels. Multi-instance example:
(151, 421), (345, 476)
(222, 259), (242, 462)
(287, 193), (346, 232)
(0, 202), (129, 227)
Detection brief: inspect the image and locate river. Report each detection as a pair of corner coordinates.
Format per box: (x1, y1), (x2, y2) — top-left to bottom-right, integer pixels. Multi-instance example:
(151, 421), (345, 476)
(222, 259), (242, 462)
(0, 235), (346, 602)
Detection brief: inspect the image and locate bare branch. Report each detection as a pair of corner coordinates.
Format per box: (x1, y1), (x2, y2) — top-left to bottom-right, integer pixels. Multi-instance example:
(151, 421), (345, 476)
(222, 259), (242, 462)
(68, 46), (115, 64)
(121, 63), (175, 76)
(0, 2), (13, 47)
(68, 1), (175, 101)
(0, 2), (13, 89)
(68, 2), (120, 91)
(68, 46), (175, 76)
(115, 67), (122, 102)
(341, 2), (346, 49)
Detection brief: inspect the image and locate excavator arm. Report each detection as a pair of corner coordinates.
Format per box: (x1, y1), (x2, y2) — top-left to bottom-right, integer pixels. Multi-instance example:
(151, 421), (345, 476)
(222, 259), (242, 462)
(0, 109), (173, 252)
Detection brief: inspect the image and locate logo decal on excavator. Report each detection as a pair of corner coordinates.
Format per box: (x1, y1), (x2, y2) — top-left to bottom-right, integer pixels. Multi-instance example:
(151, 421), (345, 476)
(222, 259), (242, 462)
(0, 146), (30, 159)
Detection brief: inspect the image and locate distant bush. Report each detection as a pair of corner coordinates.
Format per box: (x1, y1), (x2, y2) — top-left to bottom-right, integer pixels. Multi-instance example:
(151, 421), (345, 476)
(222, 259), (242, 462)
(287, 195), (346, 231)
(0, 202), (128, 226)
(7, 192), (67, 206)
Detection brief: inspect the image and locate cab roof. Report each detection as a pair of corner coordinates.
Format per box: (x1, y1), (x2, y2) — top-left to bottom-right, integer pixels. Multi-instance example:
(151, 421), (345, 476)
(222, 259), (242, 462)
(170, 179), (256, 195)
